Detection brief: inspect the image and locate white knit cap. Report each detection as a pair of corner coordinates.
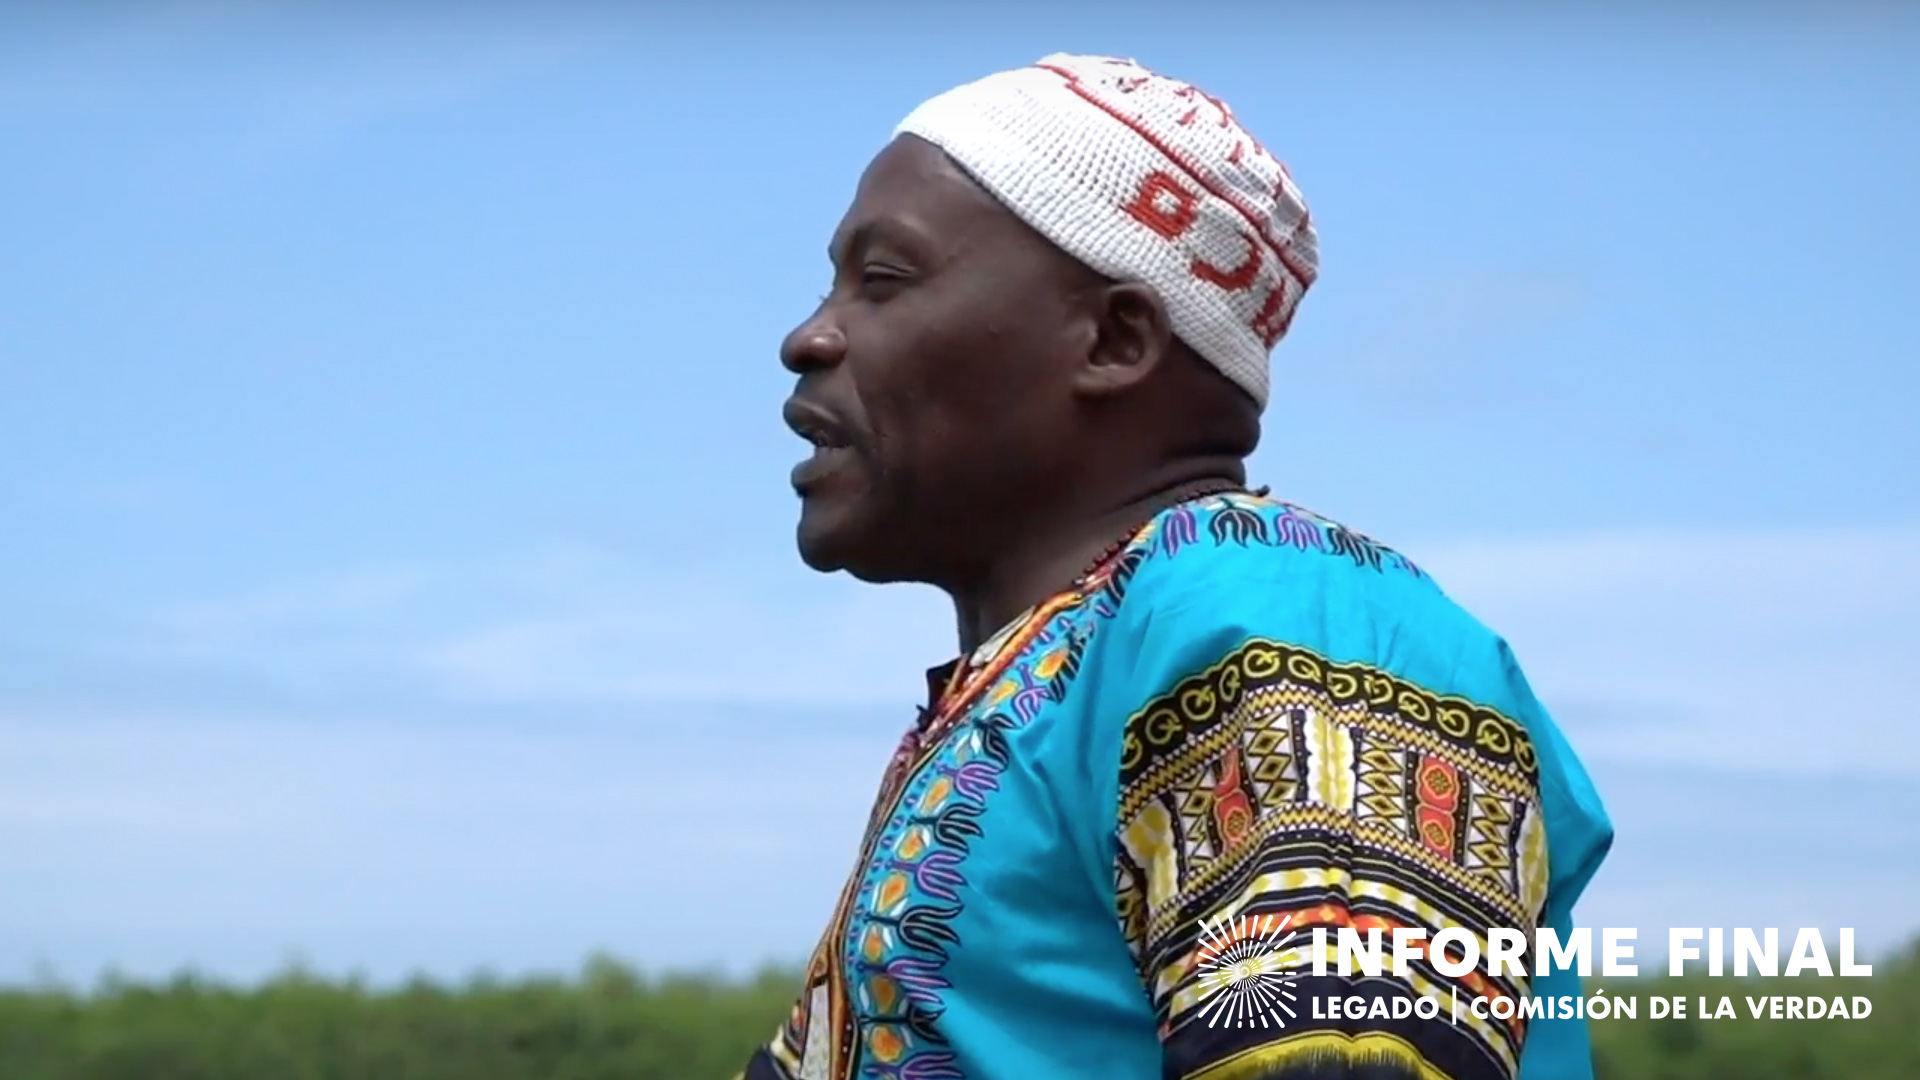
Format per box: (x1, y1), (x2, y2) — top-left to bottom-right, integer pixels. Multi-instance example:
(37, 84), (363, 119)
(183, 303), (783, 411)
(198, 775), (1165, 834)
(896, 54), (1318, 408)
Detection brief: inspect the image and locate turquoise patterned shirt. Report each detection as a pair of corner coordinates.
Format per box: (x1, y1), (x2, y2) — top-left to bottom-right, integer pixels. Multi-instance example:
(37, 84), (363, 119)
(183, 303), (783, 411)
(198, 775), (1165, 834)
(741, 492), (1613, 1080)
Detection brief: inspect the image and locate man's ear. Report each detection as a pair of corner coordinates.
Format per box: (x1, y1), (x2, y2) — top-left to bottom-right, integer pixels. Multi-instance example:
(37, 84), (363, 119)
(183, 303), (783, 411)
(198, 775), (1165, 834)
(1071, 281), (1176, 399)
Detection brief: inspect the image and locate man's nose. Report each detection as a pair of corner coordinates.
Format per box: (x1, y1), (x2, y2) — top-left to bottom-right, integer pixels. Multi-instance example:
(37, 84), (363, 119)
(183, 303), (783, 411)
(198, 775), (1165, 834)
(780, 311), (848, 374)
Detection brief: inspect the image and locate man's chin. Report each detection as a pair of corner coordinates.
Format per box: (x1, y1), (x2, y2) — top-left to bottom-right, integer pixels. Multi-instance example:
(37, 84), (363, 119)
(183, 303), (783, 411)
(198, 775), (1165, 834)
(794, 503), (858, 574)
(794, 527), (847, 574)
(794, 508), (909, 583)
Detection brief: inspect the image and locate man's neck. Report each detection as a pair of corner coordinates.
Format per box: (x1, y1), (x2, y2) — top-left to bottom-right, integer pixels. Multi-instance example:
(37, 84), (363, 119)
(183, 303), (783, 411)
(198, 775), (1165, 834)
(946, 461), (1246, 655)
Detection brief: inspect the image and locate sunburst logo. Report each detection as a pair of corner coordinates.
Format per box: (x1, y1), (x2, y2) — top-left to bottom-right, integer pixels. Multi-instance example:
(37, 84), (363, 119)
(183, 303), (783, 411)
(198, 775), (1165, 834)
(1193, 912), (1302, 1029)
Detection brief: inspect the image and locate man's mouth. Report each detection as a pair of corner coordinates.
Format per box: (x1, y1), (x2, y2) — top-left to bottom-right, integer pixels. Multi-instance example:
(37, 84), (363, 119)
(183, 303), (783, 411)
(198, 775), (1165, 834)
(784, 399), (857, 491)
(794, 420), (851, 451)
(783, 398), (852, 446)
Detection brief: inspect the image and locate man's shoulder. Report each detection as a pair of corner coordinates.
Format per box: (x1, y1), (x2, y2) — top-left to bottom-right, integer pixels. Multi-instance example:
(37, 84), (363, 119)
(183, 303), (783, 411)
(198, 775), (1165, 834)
(1128, 492), (1447, 614)
(1106, 492), (1518, 704)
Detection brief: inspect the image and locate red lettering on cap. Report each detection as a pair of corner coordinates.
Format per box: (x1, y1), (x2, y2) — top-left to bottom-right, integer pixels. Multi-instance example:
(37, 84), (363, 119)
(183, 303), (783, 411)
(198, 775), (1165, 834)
(1124, 171), (1200, 240)
(1173, 82), (1237, 128)
(1251, 282), (1295, 348)
(1191, 231), (1264, 291)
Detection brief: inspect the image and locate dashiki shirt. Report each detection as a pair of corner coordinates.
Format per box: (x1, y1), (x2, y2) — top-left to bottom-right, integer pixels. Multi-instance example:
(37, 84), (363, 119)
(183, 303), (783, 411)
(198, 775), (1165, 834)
(739, 492), (1613, 1080)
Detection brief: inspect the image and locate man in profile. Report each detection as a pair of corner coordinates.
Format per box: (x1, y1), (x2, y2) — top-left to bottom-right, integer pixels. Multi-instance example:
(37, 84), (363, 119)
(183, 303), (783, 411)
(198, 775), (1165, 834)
(744, 53), (1611, 1080)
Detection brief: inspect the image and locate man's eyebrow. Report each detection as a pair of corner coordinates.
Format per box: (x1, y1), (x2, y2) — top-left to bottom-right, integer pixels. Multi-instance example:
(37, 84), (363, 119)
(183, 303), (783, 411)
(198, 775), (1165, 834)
(827, 221), (870, 266)
(830, 217), (932, 267)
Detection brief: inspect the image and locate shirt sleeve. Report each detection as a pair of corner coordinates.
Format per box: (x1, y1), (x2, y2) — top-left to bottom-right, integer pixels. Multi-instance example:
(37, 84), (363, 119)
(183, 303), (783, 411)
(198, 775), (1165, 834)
(1108, 609), (1568, 1080)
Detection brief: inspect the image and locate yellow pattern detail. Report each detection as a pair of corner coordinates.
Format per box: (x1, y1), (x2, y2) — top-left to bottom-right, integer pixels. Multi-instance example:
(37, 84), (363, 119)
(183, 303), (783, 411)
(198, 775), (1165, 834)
(1035, 647), (1067, 680)
(866, 1024), (906, 1063)
(896, 827), (928, 861)
(1304, 704), (1355, 810)
(1520, 803), (1550, 919)
(1120, 800), (1181, 915)
(1186, 1029), (1456, 1080)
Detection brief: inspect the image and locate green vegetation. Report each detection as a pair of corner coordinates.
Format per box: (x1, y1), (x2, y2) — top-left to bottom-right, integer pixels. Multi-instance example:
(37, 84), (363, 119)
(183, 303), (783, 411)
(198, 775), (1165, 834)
(0, 955), (793, 1080)
(0, 942), (1913, 1078)
(1588, 937), (1920, 1080)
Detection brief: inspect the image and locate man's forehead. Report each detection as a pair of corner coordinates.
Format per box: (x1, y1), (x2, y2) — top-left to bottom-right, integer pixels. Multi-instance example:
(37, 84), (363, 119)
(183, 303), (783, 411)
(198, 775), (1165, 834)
(831, 136), (1010, 253)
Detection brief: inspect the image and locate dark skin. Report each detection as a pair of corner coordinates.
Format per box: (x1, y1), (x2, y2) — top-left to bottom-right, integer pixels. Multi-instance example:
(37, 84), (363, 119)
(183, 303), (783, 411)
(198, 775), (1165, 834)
(781, 134), (1262, 654)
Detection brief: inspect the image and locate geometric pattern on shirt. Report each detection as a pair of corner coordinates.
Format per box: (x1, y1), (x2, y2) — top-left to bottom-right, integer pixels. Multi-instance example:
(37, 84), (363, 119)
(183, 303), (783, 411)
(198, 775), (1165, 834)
(743, 492), (1514, 1080)
(756, 538), (1139, 1080)
(1154, 491), (1427, 582)
(1116, 639), (1549, 1080)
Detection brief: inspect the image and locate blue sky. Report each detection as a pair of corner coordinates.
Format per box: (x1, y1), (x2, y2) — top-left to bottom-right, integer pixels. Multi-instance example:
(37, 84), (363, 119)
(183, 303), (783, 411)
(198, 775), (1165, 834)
(2, 3), (1917, 986)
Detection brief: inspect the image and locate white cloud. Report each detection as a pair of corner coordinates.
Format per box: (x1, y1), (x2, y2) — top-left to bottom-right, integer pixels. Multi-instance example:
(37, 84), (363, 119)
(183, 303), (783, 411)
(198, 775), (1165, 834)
(412, 578), (951, 708)
(0, 707), (896, 984)
(1414, 522), (1920, 777)
(129, 542), (953, 709)
(154, 570), (424, 639)
(10, 521), (1919, 981)
(6, 706), (1914, 985)
(114, 522), (1920, 779)
(1570, 760), (1920, 961)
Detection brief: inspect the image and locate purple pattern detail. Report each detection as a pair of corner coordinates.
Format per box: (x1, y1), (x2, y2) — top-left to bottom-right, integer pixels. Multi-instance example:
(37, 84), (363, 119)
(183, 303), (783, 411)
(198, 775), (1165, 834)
(1273, 506), (1326, 550)
(1010, 686), (1052, 723)
(869, 1054), (967, 1080)
(886, 849), (965, 903)
(1163, 504), (1199, 557)
(945, 758), (1003, 802)
(900, 1056), (968, 1080)
(880, 957), (953, 1007)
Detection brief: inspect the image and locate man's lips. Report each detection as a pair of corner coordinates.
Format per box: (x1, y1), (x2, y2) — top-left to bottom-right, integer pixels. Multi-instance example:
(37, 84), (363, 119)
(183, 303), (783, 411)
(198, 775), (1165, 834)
(782, 398), (853, 450)
(784, 398), (858, 492)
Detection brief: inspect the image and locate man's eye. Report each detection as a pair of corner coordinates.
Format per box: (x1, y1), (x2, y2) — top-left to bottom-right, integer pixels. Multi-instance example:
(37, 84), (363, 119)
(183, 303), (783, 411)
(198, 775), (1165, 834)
(860, 265), (910, 291)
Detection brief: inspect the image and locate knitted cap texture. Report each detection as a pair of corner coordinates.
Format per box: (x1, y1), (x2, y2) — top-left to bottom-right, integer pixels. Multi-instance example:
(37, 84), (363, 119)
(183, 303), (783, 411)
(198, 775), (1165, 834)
(896, 53), (1319, 407)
